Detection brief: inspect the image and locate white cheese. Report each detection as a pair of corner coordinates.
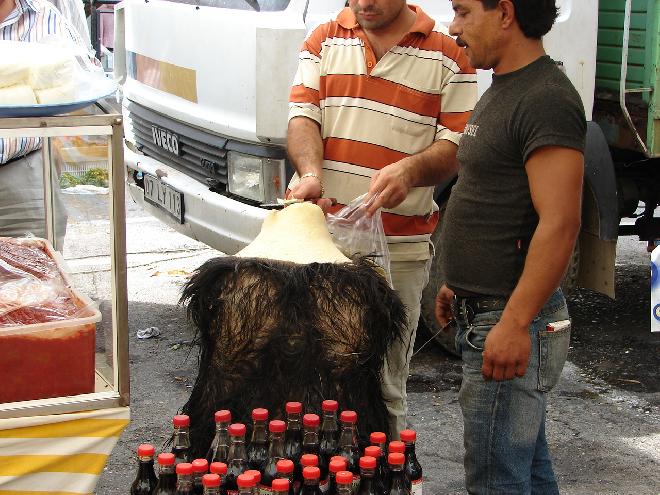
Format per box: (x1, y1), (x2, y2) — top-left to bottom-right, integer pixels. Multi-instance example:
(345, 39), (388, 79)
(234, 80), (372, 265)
(35, 83), (75, 104)
(0, 84), (37, 105)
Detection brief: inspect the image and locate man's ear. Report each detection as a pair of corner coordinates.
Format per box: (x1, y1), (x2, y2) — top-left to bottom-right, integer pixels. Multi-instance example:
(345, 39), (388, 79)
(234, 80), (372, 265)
(498, 0), (515, 29)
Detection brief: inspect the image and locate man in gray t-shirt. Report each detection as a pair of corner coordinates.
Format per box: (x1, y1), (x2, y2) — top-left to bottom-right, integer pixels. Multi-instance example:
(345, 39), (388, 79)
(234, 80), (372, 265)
(436, 1), (586, 493)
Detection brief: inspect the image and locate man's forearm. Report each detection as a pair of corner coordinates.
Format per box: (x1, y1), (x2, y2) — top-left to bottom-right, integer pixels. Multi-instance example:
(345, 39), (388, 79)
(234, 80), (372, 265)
(286, 116), (324, 176)
(402, 139), (459, 187)
(499, 218), (580, 330)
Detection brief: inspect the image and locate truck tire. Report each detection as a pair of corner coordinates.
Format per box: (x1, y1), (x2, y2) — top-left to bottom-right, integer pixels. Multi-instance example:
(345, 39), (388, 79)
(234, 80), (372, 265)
(419, 204), (581, 357)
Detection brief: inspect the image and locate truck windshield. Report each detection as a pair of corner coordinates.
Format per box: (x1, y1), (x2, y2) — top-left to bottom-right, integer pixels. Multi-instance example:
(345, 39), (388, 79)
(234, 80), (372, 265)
(163, 0), (291, 11)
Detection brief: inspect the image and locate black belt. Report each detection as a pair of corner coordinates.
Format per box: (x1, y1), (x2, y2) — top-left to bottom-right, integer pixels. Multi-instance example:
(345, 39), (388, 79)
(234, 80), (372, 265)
(451, 294), (508, 324)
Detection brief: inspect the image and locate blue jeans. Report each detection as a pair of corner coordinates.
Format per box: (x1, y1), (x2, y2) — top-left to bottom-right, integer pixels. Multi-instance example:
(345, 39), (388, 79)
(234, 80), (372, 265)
(454, 289), (571, 495)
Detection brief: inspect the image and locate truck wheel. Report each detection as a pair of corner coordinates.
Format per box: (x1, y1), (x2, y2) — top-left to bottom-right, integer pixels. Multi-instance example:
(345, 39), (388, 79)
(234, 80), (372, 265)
(419, 204), (460, 357)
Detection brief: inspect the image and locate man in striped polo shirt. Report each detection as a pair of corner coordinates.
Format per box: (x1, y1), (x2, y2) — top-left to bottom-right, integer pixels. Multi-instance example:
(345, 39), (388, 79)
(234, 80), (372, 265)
(0, 0), (94, 247)
(287, 0), (477, 436)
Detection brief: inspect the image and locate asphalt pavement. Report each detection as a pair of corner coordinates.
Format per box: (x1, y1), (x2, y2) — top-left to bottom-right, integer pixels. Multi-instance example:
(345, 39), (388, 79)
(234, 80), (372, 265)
(61, 191), (659, 495)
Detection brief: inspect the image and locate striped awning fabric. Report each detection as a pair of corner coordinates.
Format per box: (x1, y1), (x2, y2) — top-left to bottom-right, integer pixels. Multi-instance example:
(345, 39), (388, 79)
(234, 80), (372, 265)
(0, 407), (130, 494)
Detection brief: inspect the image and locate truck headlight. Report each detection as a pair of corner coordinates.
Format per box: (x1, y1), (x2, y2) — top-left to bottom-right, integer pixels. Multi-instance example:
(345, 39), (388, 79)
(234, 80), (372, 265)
(227, 152), (285, 204)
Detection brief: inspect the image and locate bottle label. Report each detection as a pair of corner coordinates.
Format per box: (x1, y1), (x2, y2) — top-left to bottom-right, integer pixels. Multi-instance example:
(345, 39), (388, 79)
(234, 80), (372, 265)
(352, 475), (360, 491)
(319, 478), (329, 494)
(412, 478), (423, 495)
(260, 485), (274, 495)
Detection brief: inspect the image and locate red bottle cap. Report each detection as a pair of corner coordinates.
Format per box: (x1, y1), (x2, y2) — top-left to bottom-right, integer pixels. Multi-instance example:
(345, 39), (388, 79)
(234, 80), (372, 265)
(228, 423), (246, 437)
(137, 444), (155, 457)
(245, 469), (261, 484)
(364, 446), (382, 458)
(389, 441), (405, 454)
(388, 452), (405, 466)
(214, 410), (231, 423)
(276, 459), (294, 474)
(286, 401), (302, 413)
(335, 471), (353, 484)
(269, 419), (286, 433)
(191, 458), (208, 473)
(157, 453), (175, 466)
(360, 456), (376, 469)
(210, 462), (227, 475)
(400, 429), (416, 442)
(322, 399), (338, 411)
(202, 473), (221, 487)
(272, 478), (290, 491)
(173, 414), (190, 427)
(303, 466), (320, 480)
(237, 473), (255, 488)
(252, 408), (269, 421)
(370, 431), (386, 444)
(176, 463), (193, 475)
(301, 454), (318, 467)
(303, 414), (320, 427)
(329, 458), (347, 473)
(339, 410), (357, 424)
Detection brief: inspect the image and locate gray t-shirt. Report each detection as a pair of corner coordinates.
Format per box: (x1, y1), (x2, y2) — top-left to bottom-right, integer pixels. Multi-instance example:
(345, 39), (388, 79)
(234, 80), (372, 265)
(441, 55), (586, 297)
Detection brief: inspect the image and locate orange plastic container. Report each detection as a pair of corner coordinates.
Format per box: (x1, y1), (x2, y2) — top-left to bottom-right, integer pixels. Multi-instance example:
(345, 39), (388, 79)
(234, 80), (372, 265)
(0, 238), (101, 404)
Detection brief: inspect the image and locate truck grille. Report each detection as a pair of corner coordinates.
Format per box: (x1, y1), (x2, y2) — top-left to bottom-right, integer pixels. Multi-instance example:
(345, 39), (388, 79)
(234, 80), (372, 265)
(126, 101), (229, 188)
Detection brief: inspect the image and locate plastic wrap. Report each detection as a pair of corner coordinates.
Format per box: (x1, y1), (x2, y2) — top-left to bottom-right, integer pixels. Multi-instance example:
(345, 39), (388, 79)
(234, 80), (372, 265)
(0, 237), (90, 326)
(326, 193), (392, 285)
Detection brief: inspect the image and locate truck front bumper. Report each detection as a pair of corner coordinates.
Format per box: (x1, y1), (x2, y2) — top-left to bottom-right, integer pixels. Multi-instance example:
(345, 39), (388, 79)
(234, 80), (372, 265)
(124, 146), (268, 255)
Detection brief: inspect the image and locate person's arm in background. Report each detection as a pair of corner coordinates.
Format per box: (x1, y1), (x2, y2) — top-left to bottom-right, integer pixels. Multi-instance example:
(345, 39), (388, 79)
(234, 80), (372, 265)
(286, 25), (326, 203)
(365, 35), (477, 215)
(480, 146), (583, 381)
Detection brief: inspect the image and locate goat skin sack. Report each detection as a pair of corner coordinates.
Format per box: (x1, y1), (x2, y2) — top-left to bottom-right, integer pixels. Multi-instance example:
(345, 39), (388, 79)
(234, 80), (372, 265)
(179, 203), (406, 456)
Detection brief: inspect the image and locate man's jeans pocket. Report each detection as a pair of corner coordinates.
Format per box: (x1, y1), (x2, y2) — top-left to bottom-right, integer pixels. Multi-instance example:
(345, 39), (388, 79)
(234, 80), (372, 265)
(538, 320), (571, 392)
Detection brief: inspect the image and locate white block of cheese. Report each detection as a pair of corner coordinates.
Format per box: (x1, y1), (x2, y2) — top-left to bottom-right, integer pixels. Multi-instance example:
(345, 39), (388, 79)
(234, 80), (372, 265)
(0, 84), (37, 105)
(34, 83), (76, 104)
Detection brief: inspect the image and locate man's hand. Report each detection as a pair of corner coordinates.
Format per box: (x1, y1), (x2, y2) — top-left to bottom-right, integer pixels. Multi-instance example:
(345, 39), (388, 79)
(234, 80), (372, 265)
(286, 176), (334, 213)
(364, 160), (413, 216)
(481, 320), (530, 381)
(435, 284), (455, 328)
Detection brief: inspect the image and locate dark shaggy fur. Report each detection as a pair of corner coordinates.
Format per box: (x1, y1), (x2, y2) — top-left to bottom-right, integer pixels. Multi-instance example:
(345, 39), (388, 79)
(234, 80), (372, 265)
(178, 256), (406, 458)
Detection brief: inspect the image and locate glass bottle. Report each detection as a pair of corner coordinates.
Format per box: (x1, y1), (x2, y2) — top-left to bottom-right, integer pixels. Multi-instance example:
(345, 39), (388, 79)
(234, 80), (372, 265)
(261, 420), (287, 494)
(364, 447), (386, 495)
(386, 454), (409, 495)
(283, 402), (303, 491)
(369, 433), (387, 454)
(237, 473), (256, 495)
(155, 453), (177, 495)
(247, 408), (269, 471)
(399, 431), (422, 495)
(272, 478), (290, 495)
(192, 459), (209, 495)
(302, 414), (327, 491)
(326, 457), (347, 495)
(357, 456), (378, 495)
(172, 415), (192, 464)
(202, 473), (221, 495)
(176, 463), (194, 495)
(130, 443), (159, 495)
(336, 411), (360, 491)
(225, 423), (249, 494)
(207, 410), (232, 464)
(300, 466), (322, 495)
(209, 462), (227, 495)
(275, 459), (296, 495)
(319, 400), (339, 469)
(334, 471), (353, 495)
(244, 470), (261, 495)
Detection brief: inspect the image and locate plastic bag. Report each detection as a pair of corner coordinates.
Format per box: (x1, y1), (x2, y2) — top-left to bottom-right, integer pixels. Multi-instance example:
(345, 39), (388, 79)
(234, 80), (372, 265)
(326, 193), (392, 285)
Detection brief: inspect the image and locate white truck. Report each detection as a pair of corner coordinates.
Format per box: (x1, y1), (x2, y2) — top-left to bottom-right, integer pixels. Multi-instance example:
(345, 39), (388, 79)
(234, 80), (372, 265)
(114, 0), (659, 350)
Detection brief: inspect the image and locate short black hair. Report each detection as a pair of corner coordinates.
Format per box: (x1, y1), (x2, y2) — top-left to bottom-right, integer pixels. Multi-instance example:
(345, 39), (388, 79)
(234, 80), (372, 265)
(479, 0), (559, 39)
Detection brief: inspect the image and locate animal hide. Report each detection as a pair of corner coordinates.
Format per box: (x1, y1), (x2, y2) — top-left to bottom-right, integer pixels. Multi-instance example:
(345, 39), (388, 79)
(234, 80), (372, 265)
(179, 256), (406, 458)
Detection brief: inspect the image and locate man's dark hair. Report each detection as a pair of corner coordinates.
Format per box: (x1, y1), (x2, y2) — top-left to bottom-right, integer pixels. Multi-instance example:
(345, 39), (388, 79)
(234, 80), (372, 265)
(480, 0), (559, 39)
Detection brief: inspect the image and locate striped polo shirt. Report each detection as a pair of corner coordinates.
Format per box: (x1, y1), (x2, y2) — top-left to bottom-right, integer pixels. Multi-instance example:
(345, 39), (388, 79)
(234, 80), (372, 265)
(0, 0), (88, 164)
(289, 5), (477, 262)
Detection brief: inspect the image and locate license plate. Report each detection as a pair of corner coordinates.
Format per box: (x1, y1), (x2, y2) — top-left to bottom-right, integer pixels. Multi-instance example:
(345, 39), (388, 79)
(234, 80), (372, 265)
(143, 174), (185, 223)
(151, 125), (180, 155)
